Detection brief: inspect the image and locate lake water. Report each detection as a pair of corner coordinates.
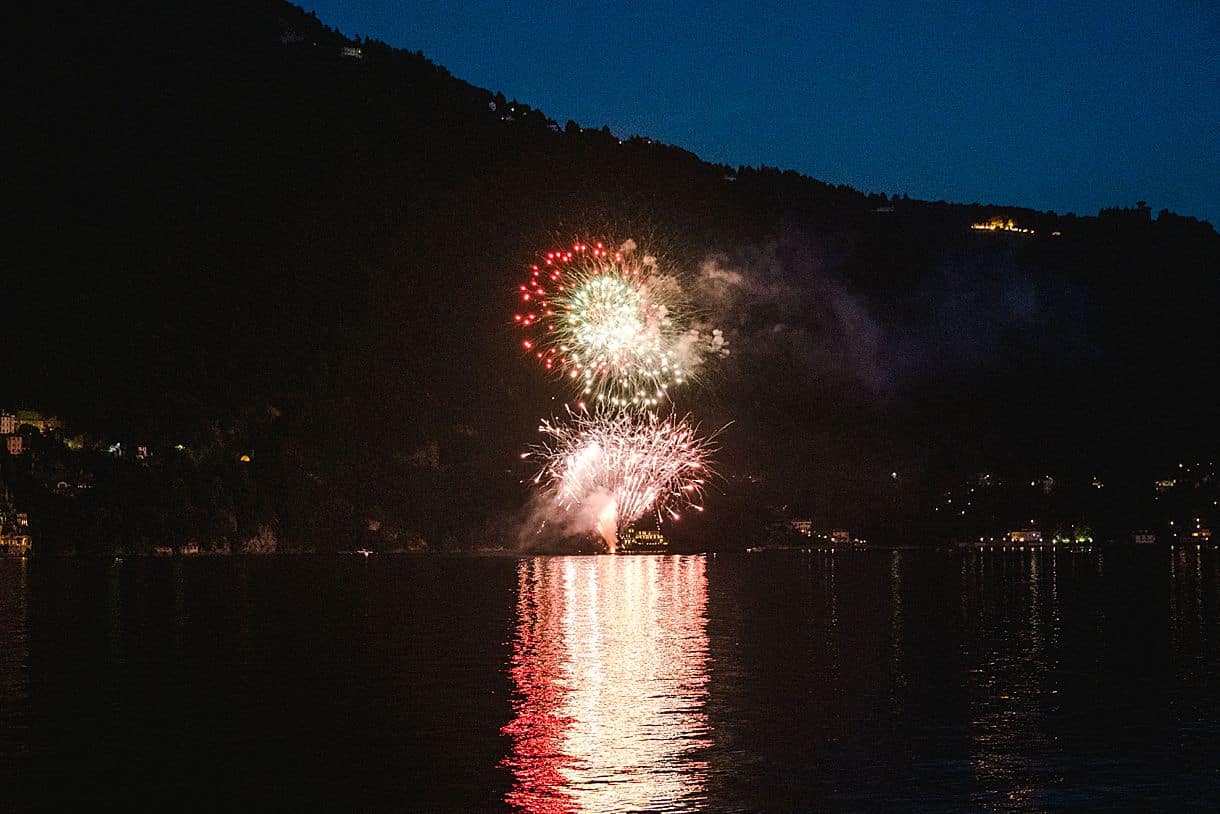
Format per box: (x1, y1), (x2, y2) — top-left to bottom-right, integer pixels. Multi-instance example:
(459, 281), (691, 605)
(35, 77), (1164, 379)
(2, 549), (1219, 811)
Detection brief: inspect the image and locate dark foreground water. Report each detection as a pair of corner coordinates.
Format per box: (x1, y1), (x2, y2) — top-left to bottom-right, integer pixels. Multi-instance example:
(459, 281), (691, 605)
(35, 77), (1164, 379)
(2, 549), (1219, 811)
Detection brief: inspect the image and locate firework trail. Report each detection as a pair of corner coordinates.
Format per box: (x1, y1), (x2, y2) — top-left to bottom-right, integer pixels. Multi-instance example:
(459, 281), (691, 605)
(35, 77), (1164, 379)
(526, 409), (715, 552)
(516, 240), (727, 407)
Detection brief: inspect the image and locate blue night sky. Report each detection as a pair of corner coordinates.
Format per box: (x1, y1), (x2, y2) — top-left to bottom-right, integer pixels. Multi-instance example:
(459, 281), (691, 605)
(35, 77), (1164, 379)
(306, 1), (1219, 225)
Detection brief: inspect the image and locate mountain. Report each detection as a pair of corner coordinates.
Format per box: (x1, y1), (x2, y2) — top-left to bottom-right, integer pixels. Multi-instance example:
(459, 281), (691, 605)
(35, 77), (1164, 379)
(7, 0), (1218, 551)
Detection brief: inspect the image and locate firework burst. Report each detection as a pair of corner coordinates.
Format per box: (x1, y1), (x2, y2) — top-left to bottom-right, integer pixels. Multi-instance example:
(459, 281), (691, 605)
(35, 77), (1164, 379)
(526, 409), (716, 552)
(515, 240), (727, 407)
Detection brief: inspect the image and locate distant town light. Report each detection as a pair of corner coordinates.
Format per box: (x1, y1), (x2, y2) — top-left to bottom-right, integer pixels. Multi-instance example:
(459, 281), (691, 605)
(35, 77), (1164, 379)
(971, 217), (1034, 235)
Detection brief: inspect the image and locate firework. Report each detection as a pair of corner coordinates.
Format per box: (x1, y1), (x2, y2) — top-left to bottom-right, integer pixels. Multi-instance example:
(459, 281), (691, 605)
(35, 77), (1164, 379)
(527, 409), (715, 552)
(515, 240), (727, 407)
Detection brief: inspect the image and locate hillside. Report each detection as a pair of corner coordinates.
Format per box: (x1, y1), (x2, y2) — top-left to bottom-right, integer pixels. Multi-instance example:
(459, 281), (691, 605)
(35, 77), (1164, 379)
(6, 0), (1219, 551)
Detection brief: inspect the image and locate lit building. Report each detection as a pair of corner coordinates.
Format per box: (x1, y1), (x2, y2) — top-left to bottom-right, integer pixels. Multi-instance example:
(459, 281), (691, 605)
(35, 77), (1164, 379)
(5, 436), (22, 456)
(0, 487), (32, 557)
(830, 529), (851, 545)
(1155, 479), (1176, 493)
(971, 217), (1034, 235)
(1008, 529), (1042, 544)
(0, 528), (31, 556)
(13, 410), (61, 434)
(790, 519), (814, 537)
(1132, 531), (1157, 545)
(0, 411), (15, 435)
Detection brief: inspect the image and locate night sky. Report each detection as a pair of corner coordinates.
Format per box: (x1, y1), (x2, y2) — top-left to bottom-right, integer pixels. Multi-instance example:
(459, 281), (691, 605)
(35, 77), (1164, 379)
(306, 0), (1219, 226)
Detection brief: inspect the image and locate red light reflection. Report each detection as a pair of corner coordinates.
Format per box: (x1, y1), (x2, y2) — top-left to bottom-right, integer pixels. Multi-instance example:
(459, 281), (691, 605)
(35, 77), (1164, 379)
(501, 556), (711, 812)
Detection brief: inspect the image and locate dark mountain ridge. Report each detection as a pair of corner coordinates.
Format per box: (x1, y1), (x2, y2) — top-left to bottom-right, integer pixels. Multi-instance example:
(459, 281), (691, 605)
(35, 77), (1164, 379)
(6, 1), (1217, 551)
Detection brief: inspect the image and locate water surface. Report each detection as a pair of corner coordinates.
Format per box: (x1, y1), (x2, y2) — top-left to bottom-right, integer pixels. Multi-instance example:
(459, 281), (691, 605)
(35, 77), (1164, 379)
(2, 549), (1218, 810)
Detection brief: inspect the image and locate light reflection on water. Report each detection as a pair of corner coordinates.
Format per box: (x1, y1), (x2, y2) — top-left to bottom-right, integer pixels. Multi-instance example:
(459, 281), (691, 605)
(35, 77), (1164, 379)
(0, 558), (30, 769)
(960, 550), (1064, 808)
(502, 555), (711, 812)
(3, 550), (1220, 809)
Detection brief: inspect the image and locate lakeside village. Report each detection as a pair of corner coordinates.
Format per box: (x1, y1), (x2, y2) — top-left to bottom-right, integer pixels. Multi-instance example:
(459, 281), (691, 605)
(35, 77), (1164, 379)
(2, 406), (1217, 558)
(1, 406), (291, 559)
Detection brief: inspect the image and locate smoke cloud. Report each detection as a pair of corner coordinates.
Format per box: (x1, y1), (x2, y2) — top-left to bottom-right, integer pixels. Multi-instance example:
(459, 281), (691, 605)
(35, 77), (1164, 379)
(696, 241), (895, 396)
(516, 489), (618, 552)
(693, 235), (1093, 399)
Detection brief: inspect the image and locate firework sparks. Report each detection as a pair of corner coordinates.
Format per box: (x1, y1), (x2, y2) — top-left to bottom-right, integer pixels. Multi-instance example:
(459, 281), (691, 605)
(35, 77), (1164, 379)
(528, 410), (715, 552)
(515, 240), (727, 406)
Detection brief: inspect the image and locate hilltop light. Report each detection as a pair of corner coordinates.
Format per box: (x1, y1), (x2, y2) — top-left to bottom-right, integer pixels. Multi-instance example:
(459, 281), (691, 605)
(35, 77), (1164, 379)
(971, 217), (1034, 235)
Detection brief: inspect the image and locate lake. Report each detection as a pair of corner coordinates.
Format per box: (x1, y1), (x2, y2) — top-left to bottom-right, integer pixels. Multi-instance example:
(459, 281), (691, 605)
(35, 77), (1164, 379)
(2, 549), (1219, 811)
